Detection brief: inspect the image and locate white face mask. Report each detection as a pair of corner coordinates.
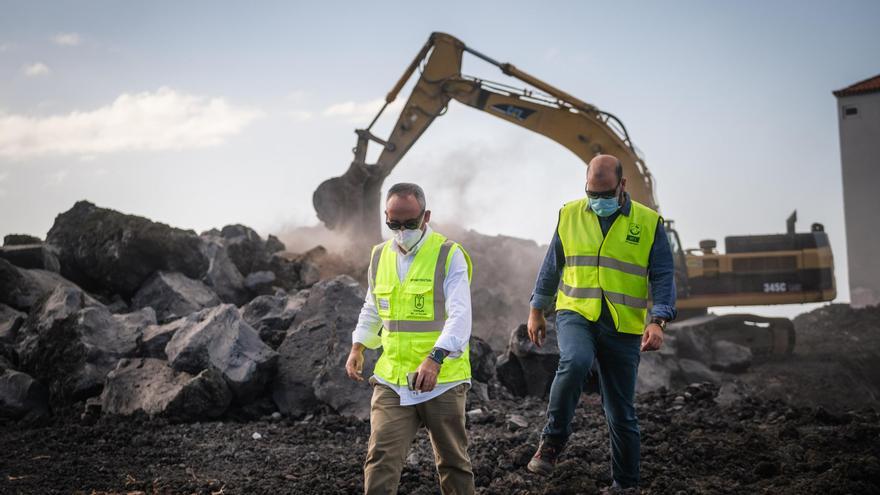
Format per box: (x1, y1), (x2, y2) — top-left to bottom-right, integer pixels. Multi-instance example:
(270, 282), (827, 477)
(394, 228), (425, 253)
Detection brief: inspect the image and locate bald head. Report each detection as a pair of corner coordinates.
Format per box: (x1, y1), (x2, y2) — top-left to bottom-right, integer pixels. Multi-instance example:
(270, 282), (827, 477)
(586, 154), (624, 191)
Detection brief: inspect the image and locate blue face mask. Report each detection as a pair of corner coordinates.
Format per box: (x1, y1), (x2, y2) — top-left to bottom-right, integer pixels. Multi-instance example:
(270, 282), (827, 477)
(589, 197), (620, 217)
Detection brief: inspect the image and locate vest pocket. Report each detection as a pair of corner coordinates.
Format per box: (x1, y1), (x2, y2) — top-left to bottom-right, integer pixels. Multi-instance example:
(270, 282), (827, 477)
(402, 284), (434, 320)
(372, 285), (394, 318)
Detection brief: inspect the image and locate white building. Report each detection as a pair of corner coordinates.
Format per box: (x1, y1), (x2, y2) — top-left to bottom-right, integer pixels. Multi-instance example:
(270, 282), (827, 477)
(834, 74), (880, 308)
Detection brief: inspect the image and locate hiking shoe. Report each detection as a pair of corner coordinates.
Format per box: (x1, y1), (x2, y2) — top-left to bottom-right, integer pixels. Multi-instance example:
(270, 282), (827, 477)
(526, 439), (565, 476)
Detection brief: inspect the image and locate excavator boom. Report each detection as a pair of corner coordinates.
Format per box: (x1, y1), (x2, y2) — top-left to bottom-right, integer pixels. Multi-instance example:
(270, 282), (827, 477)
(313, 32), (656, 241)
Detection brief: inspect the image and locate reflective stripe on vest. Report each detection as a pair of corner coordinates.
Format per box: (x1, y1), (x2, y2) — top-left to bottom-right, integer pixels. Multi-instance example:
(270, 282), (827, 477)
(555, 198), (659, 334)
(368, 231), (473, 385)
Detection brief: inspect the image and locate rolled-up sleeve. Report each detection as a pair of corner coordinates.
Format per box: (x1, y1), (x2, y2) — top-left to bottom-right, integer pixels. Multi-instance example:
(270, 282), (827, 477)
(352, 286), (383, 349)
(433, 248), (471, 358)
(648, 220), (678, 321)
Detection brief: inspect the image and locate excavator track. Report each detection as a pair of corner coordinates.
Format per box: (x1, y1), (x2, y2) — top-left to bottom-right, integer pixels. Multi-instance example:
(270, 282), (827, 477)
(670, 314), (796, 357)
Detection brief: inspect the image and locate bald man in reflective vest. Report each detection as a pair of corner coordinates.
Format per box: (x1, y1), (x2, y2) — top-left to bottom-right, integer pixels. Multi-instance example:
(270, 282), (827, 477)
(345, 182), (475, 495)
(526, 155), (677, 490)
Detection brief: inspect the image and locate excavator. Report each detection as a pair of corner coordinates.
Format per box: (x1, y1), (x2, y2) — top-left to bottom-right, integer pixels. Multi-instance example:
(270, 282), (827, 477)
(313, 32), (836, 355)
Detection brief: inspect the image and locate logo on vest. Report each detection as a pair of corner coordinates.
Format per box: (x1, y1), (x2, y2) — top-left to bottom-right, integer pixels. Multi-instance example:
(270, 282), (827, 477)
(378, 298), (390, 311)
(414, 294), (425, 310)
(626, 223), (642, 244)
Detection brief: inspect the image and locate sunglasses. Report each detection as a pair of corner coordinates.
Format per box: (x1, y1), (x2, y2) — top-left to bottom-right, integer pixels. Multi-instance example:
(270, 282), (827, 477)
(585, 181), (620, 199)
(386, 211), (425, 230)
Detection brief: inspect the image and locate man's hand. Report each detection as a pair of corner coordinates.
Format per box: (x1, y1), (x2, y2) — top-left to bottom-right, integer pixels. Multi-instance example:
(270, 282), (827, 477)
(641, 323), (664, 352)
(527, 308), (547, 348)
(345, 344), (366, 382)
(414, 358), (440, 392)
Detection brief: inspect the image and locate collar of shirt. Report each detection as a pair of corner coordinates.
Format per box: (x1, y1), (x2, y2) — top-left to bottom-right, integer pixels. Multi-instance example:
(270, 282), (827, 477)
(395, 224), (434, 257)
(583, 191), (632, 216)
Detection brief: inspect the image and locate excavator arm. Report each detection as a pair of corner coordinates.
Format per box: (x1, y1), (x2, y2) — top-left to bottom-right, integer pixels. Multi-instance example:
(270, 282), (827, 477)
(313, 32), (658, 242)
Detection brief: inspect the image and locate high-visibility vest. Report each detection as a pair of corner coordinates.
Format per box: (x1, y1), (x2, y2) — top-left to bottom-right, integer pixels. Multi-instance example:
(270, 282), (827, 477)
(369, 231), (473, 386)
(555, 198), (660, 334)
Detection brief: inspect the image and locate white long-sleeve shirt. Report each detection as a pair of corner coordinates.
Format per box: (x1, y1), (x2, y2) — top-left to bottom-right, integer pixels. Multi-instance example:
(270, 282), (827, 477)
(352, 225), (472, 405)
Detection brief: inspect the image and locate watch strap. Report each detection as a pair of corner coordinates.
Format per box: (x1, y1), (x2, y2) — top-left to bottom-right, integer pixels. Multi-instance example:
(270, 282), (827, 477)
(650, 317), (667, 330)
(429, 347), (448, 364)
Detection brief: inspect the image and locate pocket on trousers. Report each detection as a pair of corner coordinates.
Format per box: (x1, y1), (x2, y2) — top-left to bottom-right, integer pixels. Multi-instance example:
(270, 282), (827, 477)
(430, 385), (467, 415)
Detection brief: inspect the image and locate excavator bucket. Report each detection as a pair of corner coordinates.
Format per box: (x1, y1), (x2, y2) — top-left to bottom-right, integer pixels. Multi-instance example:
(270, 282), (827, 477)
(313, 174), (363, 231)
(312, 156), (386, 243)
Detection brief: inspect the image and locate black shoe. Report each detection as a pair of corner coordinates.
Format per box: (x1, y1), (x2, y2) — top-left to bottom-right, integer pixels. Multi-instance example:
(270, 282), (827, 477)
(526, 439), (565, 476)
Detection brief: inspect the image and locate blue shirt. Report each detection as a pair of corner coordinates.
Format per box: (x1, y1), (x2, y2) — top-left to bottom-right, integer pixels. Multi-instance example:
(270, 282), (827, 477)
(530, 193), (677, 325)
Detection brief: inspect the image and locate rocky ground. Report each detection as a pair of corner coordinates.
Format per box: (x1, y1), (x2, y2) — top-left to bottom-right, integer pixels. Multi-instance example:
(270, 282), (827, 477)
(1, 201), (879, 494)
(1, 382), (877, 495)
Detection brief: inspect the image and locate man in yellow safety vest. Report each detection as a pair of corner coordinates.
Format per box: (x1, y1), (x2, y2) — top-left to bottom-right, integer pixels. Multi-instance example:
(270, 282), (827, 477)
(526, 155), (677, 490)
(345, 182), (475, 495)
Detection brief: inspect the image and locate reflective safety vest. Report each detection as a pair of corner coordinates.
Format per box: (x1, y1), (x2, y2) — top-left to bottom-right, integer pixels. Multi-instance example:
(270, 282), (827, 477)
(369, 231), (473, 386)
(556, 198), (660, 334)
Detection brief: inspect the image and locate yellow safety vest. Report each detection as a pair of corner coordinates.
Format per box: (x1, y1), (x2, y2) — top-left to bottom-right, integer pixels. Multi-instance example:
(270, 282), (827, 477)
(556, 198), (660, 334)
(369, 231), (473, 385)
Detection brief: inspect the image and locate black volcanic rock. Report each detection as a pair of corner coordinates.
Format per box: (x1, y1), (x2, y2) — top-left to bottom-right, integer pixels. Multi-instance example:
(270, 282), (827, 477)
(3, 234), (42, 246)
(0, 258), (78, 312)
(220, 224), (269, 275)
(164, 304), (278, 403)
(0, 368), (49, 421)
(100, 357), (232, 421)
(0, 244), (60, 272)
(46, 201), (208, 298)
(132, 271), (221, 323)
(16, 286), (154, 402)
(273, 275), (375, 419)
(469, 336), (497, 383)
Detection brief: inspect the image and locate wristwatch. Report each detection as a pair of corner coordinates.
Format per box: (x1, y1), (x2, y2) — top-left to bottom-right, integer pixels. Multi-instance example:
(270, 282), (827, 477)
(650, 317), (667, 330)
(429, 347), (448, 365)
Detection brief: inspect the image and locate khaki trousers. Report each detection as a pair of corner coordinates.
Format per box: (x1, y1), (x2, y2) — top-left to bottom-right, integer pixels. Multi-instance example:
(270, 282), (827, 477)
(364, 381), (475, 495)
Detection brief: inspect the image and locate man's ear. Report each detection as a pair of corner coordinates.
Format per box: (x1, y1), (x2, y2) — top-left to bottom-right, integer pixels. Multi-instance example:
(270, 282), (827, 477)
(423, 210), (432, 225)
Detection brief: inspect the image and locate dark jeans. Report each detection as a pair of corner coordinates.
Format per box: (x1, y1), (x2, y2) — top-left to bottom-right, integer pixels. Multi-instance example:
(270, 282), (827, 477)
(541, 310), (642, 488)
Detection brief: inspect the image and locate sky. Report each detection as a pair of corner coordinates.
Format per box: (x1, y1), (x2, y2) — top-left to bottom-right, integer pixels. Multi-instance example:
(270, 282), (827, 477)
(1, 0), (878, 316)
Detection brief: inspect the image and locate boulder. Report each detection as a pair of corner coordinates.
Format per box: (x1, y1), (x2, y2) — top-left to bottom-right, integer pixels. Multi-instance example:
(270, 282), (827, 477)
(299, 261), (321, 287)
(0, 258), (78, 312)
(239, 290), (308, 349)
(244, 270), (276, 296)
(221, 224), (269, 275)
(132, 271), (221, 323)
(265, 234), (285, 254)
(273, 275), (375, 419)
(0, 369), (49, 421)
(0, 353), (14, 372)
(165, 304), (278, 402)
(678, 358), (722, 384)
(16, 286), (152, 401)
(636, 352), (676, 393)
(100, 358), (232, 421)
(139, 317), (188, 359)
(0, 303), (26, 344)
(3, 234), (42, 246)
(671, 322), (714, 361)
(496, 320), (560, 398)
(45, 200), (208, 298)
(636, 332), (680, 393)
(469, 336), (496, 383)
(710, 340), (753, 373)
(0, 244), (61, 272)
(199, 236), (249, 305)
(268, 255), (305, 291)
